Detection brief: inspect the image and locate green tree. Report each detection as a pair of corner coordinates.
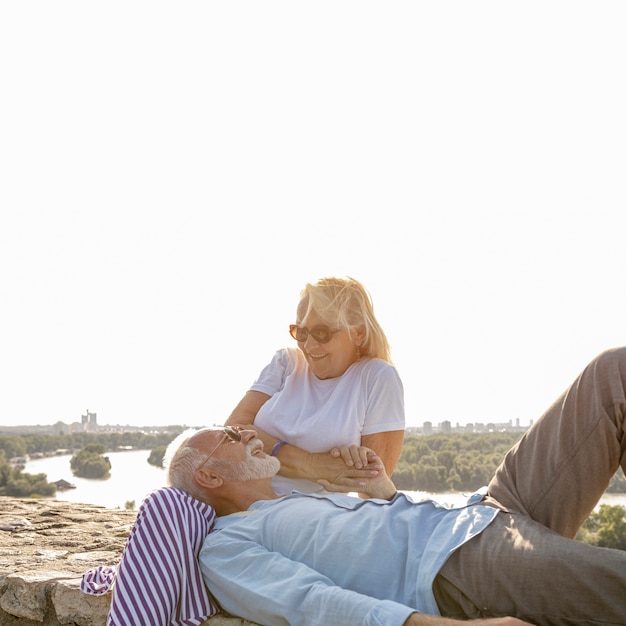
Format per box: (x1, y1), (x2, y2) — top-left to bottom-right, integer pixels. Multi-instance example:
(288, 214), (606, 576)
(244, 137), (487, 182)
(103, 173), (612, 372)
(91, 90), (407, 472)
(148, 446), (167, 468)
(436, 450), (456, 473)
(393, 433), (524, 493)
(577, 505), (626, 550)
(0, 436), (27, 460)
(2, 467), (56, 497)
(70, 443), (111, 478)
(412, 465), (448, 491)
(401, 439), (431, 464)
(0, 460), (11, 486)
(608, 468), (626, 493)
(390, 463), (417, 490)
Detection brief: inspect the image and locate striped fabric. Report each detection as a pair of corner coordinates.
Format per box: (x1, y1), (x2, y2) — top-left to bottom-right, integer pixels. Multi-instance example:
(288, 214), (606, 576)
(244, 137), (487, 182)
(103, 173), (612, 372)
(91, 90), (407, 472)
(81, 487), (219, 625)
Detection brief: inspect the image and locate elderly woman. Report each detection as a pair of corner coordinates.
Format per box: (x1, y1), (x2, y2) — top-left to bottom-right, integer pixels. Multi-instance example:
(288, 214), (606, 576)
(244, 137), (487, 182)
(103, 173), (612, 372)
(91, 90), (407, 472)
(226, 276), (405, 496)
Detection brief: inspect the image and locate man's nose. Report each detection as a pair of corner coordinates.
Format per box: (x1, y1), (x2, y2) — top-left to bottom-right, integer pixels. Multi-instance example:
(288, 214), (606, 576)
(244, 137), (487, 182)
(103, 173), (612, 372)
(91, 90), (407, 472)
(239, 429), (257, 443)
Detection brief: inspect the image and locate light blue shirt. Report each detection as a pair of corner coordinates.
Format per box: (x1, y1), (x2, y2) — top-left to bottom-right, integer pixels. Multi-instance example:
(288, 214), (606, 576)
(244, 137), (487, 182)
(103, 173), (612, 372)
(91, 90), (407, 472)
(199, 491), (498, 626)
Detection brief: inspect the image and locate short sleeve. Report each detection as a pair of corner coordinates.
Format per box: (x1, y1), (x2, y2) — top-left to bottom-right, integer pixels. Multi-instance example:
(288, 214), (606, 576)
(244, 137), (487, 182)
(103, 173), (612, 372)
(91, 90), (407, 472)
(361, 362), (405, 436)
(249, 349), (293, 396)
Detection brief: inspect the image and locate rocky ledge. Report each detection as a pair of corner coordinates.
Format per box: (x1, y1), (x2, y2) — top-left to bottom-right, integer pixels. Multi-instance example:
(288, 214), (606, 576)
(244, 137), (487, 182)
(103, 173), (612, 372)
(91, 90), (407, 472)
(0, 497), (255, 626)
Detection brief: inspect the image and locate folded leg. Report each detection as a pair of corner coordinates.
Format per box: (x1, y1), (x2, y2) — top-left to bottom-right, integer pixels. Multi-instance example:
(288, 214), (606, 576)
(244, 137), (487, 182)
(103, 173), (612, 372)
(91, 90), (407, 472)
(487, 347), (626, 537)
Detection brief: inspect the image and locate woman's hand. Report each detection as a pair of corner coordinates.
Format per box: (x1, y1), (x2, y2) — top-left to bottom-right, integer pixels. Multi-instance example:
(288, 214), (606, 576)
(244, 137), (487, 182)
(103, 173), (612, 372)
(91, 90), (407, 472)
(317, 453), (397, 500)
(329, 444), (375, 469)
(301, 449), (382, 484)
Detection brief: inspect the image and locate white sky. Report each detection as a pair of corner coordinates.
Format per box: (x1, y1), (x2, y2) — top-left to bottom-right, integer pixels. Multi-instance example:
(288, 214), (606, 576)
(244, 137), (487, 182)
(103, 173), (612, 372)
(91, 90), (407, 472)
(1, 2), (625, 430)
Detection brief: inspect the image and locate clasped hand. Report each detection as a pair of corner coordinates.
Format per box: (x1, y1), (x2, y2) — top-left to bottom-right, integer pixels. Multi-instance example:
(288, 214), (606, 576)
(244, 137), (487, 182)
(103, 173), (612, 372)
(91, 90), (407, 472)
(315, 444), (397, 500)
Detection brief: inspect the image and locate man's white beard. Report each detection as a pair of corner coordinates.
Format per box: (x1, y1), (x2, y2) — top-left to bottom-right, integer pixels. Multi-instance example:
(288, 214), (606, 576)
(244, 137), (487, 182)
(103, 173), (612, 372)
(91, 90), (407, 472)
(216, 441), (280, 481)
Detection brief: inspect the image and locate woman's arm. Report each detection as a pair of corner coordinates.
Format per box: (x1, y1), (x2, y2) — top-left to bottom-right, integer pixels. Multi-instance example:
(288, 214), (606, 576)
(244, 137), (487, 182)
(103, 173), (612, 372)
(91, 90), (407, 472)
(225, 390), (271, 425)
(226, 397), (384, 485)
(361, 430), (404, 476)
(225, 398), (403, 488)
(225, 391), (348, 480)
(271, 443), (382, 483)
(225, 391), (308, 461)
(224, 391), (280, 452)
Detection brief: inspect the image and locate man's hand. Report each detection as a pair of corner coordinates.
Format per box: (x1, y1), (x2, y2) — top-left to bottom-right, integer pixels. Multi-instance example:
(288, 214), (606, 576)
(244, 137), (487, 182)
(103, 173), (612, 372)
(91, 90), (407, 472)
(404, 614), (533, 625)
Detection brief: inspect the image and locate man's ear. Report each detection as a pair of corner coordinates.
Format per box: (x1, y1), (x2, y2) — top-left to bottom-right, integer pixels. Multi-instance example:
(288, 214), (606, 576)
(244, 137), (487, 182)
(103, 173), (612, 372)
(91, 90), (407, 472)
(195, 467), (224, 490)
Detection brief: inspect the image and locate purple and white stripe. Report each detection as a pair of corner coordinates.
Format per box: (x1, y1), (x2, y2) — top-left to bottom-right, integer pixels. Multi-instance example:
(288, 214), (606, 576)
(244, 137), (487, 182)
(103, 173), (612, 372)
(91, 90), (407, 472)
(81, 487), (219, 625)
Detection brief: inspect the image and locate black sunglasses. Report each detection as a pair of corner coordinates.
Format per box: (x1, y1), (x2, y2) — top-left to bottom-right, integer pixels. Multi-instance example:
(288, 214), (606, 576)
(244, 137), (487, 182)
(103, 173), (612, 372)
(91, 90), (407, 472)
(289, 324), (341, 344)
(196, 426), (242, 471)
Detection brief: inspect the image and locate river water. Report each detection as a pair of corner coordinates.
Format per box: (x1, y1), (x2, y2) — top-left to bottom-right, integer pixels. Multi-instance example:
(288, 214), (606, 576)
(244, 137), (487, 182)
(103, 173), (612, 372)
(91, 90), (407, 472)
(25, 449), (167, 509)
(24, 449), (626, 511)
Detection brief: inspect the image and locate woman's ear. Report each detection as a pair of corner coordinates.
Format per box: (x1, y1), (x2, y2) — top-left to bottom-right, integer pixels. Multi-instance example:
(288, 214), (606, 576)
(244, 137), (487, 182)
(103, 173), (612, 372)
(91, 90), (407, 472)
(355, 324), (366, 347)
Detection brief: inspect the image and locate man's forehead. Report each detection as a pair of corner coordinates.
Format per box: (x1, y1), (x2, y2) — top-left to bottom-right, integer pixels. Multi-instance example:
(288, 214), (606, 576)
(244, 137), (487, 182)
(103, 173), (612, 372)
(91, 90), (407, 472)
(188, 428), (223, 450)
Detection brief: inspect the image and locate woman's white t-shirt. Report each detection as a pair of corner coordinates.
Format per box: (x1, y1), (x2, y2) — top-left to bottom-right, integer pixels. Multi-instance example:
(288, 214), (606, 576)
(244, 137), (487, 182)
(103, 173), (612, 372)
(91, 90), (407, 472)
(251, 347), (405, 495)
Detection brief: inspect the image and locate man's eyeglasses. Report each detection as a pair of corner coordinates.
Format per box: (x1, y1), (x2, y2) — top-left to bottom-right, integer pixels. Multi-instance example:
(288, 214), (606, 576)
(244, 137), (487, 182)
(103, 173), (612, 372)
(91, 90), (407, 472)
(196, 426), (242, 471)
(289, 324), (341, 344)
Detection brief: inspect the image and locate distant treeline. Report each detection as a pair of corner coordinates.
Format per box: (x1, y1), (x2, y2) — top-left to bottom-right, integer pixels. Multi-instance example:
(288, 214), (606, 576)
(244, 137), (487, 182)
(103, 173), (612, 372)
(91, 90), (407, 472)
(0, 431), (181, 460)
(1, 430), (625, 497)
(392, 432), (626, 494)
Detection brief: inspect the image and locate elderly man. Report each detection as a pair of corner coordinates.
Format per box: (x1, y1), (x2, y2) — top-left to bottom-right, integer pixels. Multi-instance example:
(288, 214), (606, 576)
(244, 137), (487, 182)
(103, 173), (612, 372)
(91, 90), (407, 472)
(165, 348), (626, 626)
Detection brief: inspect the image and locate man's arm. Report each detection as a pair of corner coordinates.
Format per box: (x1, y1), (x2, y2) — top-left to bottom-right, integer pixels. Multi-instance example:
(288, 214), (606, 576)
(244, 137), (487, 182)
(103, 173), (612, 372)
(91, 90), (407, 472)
(404, 616), (532, 625)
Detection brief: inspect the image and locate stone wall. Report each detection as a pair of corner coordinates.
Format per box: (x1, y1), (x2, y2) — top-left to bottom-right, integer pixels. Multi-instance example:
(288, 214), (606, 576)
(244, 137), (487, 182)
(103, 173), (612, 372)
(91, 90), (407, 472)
(0, 498), (256, 626)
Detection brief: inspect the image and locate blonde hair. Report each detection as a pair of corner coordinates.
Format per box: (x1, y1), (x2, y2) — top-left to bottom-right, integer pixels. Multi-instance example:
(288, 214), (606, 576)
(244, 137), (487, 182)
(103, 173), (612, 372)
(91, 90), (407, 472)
(297, 276), (392, 363)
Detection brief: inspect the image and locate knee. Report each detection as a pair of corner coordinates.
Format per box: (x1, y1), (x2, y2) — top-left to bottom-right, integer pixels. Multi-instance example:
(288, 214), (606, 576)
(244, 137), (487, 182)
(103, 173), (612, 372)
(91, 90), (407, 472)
(587, 348), (626, 387)
(592, 347), (626, 368)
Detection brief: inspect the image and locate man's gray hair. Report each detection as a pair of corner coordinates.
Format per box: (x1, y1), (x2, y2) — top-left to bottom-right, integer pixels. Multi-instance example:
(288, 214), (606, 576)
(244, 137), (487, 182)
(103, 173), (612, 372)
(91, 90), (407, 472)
(163, 428), (208, 501)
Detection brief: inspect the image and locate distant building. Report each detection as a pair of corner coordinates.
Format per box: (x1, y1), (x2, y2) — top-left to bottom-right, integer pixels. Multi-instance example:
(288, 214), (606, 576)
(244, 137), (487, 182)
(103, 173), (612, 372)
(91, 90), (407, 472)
(405, 418), (530, 436)
(9, 456), (30, 465)
(53, 479), (76, 490)
(54, 421), (70, 435)
(81, 410), (98, 432)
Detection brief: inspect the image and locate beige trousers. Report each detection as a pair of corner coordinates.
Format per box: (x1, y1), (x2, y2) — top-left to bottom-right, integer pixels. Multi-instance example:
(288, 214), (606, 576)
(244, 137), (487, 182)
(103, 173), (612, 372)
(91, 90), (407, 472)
(434, 347), (626, 625)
